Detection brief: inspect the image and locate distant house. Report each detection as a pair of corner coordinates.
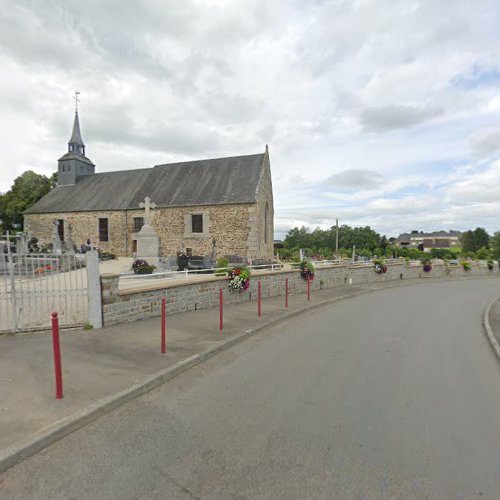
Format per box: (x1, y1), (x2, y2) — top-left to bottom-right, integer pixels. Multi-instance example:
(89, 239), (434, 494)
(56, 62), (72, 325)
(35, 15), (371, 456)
(396, 231), (461, 251)
(24, 109), (274, 260)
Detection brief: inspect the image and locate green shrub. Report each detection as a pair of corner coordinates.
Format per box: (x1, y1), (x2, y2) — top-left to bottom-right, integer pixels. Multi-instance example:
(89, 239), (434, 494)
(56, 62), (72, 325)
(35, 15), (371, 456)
(461, 261), (471, 271)
(215, 257), (229, 276)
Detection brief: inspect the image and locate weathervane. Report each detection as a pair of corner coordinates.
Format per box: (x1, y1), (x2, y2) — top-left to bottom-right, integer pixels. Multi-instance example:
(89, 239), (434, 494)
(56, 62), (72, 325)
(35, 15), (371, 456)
(73, 90), (80, 112)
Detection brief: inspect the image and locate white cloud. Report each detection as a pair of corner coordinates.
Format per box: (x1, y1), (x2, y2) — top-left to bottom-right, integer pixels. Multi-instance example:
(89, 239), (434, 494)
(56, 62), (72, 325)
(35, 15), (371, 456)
(1, 0), (500, 241)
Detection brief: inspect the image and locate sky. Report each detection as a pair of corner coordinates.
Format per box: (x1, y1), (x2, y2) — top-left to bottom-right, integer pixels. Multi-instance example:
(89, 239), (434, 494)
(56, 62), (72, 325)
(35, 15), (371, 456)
(1, 0), (500, 240)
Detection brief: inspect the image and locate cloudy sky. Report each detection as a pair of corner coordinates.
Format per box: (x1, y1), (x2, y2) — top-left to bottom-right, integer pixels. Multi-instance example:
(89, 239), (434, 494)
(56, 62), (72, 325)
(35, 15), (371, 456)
(1, 0), (500, 239)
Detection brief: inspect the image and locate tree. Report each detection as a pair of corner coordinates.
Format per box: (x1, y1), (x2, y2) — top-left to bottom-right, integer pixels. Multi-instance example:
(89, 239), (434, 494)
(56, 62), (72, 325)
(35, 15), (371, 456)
(461, 227), (490, 253)
(476, 247), (490, 260)
(491, 232), (500, 260)
(0, 171), (54, 231)
(283, 224), (384, 255)
(284, 226), (311, 249)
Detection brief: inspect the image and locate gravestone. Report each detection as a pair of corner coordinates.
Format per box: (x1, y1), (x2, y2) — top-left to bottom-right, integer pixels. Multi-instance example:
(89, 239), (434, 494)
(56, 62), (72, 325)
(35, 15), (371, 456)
(136, 196), (160, 268)
(52, 220), (63, 255)
(16, 232), (29, 255)
(64, 223), (75, 254)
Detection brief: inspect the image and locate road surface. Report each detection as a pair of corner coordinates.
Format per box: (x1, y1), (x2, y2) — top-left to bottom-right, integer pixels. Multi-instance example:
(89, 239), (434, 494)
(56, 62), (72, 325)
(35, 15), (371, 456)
(1, 278), (500, 499)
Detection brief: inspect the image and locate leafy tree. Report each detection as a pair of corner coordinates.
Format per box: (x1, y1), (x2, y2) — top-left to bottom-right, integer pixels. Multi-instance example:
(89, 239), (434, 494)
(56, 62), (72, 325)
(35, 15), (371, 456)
(490, 232), (500, 260)
(284, 226), (311, 249)
(461, 227), (490, 253)
(475, 247), (490, 260)
(0, 171), (54, 231)
(283, 224), (383, 256)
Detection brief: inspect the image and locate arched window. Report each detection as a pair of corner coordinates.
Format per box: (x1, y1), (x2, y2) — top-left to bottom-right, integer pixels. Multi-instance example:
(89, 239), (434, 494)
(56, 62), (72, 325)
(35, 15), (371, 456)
(264, 202), (269, 244)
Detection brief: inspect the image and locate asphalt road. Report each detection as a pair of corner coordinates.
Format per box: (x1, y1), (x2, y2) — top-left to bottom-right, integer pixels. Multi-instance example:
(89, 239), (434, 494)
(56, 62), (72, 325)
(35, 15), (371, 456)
(2, 279), (500, 499)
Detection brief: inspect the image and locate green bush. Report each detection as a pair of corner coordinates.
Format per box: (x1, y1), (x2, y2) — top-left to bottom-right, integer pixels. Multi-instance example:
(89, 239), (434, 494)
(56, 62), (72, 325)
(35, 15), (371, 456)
(215, 257), (229, 276)
(461, 261), (471, 271)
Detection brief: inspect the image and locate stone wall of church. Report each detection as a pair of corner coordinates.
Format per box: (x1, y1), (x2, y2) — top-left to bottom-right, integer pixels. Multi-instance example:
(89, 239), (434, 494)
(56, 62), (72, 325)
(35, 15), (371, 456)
(24, 200), (273, 260)
(147, 203), (253, 258)
(24, 211), (128, 255)
(248, 152), (274, 260)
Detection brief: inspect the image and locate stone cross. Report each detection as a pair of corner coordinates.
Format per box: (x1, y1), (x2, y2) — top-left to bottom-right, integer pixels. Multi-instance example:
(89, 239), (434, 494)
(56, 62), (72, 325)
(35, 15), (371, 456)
(139, 196), (157, 225)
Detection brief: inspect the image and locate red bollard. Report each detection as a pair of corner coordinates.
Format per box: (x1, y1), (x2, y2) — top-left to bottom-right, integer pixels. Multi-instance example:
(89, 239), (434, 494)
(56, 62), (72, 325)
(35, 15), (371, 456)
(285, 278), (289, 309)
(258, 280), (262, 317)
(307, 277), (311, 302)
(161, 296), (166, 354)
(219, 288), (224, 331)
(51, 312), (63, 399)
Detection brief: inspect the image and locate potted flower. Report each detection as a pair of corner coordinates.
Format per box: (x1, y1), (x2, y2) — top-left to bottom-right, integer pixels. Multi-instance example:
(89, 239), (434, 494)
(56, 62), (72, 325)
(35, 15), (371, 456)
(132, 259), (156, 274)
(421, 257), (432, 272)
(299, 260), (315, 280)
(487, 259), (494, 271)
(228, 266), (251, 292)
(373, 258), (387, 274)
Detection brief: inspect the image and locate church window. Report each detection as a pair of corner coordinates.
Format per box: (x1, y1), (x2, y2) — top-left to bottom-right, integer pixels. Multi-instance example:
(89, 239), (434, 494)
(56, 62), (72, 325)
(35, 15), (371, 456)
(191, 214), (203, 233)
(99, 218), (109, 242)
(133, 217), (144, 233)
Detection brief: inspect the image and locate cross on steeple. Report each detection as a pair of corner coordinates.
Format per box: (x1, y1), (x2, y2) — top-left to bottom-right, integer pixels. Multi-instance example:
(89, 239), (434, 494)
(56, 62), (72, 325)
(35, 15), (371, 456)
(73, 90), (80, 112)
(139, 196), (157, 225)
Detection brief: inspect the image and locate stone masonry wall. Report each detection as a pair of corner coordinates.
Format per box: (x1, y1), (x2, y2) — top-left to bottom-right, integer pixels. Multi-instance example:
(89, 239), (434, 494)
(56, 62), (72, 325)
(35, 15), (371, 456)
(24, 211), (128, 255)
(25, 201), (273, 260)
(147, 204), (253, 258)
(247, 152), (274, 259)
(101, 262), (500, 326)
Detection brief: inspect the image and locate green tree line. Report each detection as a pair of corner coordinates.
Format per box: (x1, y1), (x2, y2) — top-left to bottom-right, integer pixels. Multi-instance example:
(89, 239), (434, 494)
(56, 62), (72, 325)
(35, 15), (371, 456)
(0, 171), (56, 232)
(280, 225), (500, 262)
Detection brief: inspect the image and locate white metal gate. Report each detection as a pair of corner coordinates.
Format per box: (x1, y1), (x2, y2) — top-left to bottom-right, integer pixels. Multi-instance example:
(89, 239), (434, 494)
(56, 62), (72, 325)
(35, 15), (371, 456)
(0, 252), (89, 333)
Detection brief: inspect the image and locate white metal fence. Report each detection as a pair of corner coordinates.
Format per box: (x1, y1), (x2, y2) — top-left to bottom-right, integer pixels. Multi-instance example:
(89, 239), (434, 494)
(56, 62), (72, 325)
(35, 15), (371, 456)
(0, 252), (89, 333)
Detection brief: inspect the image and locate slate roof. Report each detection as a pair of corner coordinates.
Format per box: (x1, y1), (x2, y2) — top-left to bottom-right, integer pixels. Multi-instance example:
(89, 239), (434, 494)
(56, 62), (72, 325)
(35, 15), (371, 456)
(25, 153), (266, 214)
(57, 152), (94, 164)
(69, 112), (85, 147)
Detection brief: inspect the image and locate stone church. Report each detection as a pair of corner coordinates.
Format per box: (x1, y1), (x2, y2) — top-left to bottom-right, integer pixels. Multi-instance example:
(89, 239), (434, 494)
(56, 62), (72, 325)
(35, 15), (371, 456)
(24, 110), (274, 260)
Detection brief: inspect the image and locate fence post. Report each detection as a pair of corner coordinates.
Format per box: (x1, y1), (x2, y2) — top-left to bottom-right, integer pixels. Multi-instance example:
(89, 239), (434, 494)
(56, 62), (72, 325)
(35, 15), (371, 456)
(51, 312), (63, 399)
(285, 278), (289, 308)
(161, 296), (166, 353)
(86, 250), (102, 329)
(219, 288), (223, 331)
(258, 280), (262, 317)
(6, 231), (18, 333)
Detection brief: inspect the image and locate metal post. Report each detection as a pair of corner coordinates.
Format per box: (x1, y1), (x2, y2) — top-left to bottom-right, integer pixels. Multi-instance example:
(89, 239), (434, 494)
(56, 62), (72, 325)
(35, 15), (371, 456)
(258, 280), (261, 317)
(219, 288), (223, 331)
(51, 312), (63, 399)
(7, 231), (18, 332)
(285, 278), (289, 309)
(161, 296), (166, 353)
(307, 277), (311, 302)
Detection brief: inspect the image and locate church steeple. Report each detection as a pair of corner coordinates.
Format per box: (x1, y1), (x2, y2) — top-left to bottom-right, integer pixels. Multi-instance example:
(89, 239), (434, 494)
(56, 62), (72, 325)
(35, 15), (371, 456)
(57, 91), (95, 186)
(68, 111), (85, 156)
(68, 91), (85, 156)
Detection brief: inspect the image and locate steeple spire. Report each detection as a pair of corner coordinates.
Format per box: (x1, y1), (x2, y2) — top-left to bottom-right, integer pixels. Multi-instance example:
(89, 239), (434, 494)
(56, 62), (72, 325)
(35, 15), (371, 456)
(68, 91), (85, 155)
(57, 90), (95, 186)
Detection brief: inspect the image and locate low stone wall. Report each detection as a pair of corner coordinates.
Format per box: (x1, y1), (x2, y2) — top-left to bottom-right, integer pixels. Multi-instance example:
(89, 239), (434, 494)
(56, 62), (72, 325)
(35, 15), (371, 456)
(100, 263), (500, 326)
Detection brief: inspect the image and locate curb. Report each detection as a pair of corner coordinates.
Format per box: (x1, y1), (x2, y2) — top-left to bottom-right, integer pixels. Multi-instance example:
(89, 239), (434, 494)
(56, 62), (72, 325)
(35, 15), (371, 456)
(0, 288), (374, 475)
(1, 277), (497, 474)
(483, 296), (500, 362)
